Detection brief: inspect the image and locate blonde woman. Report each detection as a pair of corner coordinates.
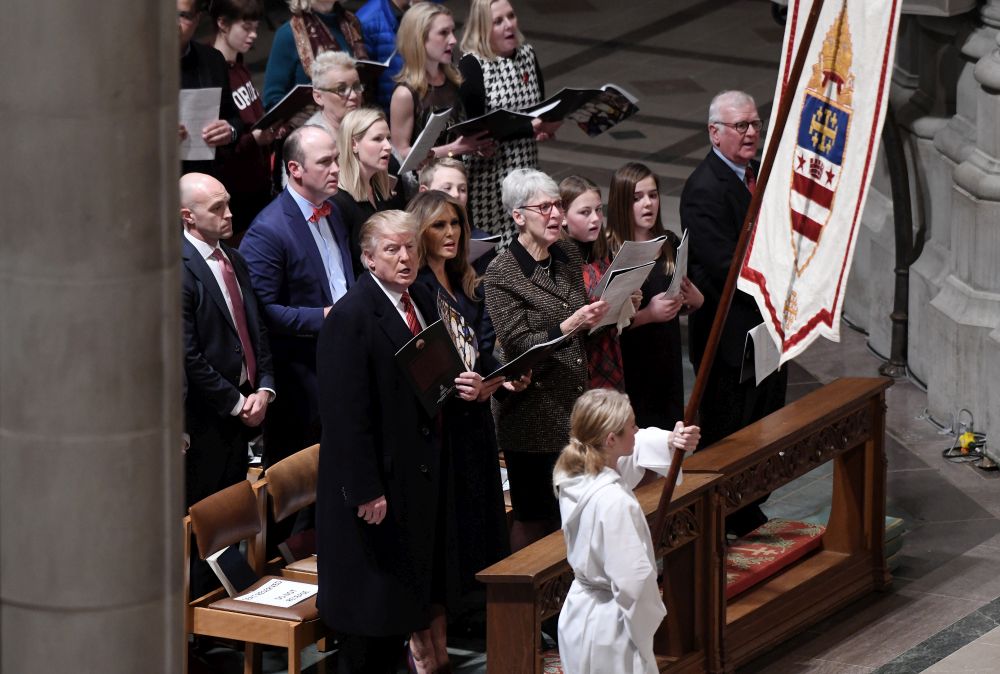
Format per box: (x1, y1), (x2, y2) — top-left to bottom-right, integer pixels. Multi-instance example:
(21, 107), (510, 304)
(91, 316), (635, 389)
(262, 0), (368, 108)
(332, 107), (405, 244)
(554, 389), (699, 674)
(390, 3), (491, 164)
(458, 0), (561, 247)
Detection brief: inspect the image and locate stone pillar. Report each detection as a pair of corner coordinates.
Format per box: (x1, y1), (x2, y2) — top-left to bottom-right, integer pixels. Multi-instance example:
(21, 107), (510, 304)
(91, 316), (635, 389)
(0, 1), (183, 671)
(845, 11), (970, 364)
(902, 12), (980, 383)
(925, 2), (1000, 433)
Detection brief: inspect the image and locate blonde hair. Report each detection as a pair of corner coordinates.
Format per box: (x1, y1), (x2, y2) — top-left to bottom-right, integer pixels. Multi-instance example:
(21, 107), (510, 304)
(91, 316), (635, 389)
(554, 389), (634, 479)
(395, 3), (462, 98)
(337, 107), (394, 202)
(358, 210), (418, 263)
(418, 157), (467, 188)
(460, 0), (525, 61)
(311, 50), (357, 84)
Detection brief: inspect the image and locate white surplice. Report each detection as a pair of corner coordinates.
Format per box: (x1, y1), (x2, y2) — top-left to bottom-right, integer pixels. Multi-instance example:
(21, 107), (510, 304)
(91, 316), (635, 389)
(554, 427), (682, 674)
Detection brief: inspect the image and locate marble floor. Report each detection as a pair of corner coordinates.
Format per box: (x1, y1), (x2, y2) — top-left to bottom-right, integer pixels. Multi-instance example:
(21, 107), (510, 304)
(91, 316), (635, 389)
(190, 1), (999, 671)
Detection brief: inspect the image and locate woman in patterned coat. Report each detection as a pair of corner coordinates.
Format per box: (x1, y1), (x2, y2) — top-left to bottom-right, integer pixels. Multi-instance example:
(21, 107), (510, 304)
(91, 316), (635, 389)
(484, 169), (609, 551)
(458, 0), (561, 246)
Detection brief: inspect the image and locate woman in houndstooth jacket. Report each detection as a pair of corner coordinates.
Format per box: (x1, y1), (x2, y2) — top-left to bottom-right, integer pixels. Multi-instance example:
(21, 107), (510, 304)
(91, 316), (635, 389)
(484, 169), (608, 551)
(458, 0), (561, 247)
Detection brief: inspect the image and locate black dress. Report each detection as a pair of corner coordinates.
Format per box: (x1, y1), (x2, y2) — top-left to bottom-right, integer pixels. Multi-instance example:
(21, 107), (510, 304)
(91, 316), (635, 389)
(413, 267), (510, 599)
(619, 256), (685, 430)
(332, 176), (405, 278)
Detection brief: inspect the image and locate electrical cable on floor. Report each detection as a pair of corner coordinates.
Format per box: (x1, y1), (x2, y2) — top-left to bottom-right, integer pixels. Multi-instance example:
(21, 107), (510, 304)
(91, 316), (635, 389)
(940, 409), (994, 470)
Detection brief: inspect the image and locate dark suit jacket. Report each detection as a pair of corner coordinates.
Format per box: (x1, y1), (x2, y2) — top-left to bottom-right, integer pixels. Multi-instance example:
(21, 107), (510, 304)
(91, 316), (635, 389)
(180, 41), (243, 177)
(483, 239), (589, 455)
(316, 273), (451, 636)
(239, 188), (356, 463)
(182, 238), (274, 504)
(680, 150), (763, 370)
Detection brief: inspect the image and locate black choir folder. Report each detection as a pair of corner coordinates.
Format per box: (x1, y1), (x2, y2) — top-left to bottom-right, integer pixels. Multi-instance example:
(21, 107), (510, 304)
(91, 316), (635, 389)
(447, 82), (639, 141)
(355, 50), (397, 77)
(448, 109), (536, 143)
(253, 84), (315, 130)
(395, 319), (465, 417)
(486, 332), (571, 382)
(530, 83), (639, 136)
(206, 545), (259, 597)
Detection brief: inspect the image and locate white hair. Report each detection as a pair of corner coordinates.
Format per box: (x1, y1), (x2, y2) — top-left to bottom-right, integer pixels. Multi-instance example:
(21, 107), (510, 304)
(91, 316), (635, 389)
(708, 90), (757, 124)
(501, 169), (560, 218)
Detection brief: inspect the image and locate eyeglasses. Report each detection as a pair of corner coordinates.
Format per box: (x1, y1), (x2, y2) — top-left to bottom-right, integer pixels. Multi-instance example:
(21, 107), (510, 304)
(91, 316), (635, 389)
(712, 119), (764, 135)
(315, 83), (365, 98)
(177, 10), (199, 21)
(520, 201), (563, 216)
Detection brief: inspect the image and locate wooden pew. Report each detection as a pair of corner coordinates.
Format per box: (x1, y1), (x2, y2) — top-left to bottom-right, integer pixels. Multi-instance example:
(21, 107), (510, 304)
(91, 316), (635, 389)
(477, 472), (725, 674)
(683, 376), (893, 670)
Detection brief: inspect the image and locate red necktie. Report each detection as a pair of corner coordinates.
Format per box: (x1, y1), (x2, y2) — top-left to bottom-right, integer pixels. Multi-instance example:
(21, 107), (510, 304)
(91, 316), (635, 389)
(211, 249), (257, 387)
(309, 201), (332, 223)
(400, 291), (421, 336)
(745, 165), (757, 194)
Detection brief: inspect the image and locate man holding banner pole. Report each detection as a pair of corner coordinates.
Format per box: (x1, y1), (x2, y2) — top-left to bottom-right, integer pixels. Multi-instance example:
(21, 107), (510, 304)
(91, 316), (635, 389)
(681, 90), (788, 536)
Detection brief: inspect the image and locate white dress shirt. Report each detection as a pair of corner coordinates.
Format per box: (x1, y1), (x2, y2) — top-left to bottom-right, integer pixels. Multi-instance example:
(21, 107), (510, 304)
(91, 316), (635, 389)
(184, 230), (275, 415)
(370, 274), (428, 333)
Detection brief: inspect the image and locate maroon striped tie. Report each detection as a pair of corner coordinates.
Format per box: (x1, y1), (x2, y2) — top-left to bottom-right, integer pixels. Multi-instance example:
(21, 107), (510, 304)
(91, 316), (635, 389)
(400, 291), (421, 336)
(211, 249), (257, 386)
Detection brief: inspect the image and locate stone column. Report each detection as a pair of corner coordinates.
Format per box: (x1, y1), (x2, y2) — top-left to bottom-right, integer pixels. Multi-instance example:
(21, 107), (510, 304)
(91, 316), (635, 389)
(902, 12), (981, 383)
(845, 10), (970, 363)
(925, 2), (1000, 434)
(0, 1), (183, 671)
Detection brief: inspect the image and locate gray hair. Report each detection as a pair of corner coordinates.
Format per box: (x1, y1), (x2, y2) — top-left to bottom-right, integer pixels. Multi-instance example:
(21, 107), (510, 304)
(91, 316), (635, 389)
(311, 50), (357, 84)
(358, 210), (418, 260)
(708, 90), (756, 124)
(501, 168), (560, 217)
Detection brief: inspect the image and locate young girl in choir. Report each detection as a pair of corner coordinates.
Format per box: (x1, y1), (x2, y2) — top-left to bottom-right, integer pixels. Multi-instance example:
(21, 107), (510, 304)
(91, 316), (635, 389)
(553, 389), (699, 674)
(607, 162), (703, 429)
(560, 175), (633, 392)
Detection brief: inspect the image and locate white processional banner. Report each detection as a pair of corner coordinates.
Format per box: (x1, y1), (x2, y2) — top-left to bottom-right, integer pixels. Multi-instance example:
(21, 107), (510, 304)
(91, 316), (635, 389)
(737, 0), (902, 364)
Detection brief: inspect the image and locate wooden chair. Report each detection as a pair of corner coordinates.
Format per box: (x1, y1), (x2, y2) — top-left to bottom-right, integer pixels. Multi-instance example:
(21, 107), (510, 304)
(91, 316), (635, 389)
(184, 480), (329, 674)
(253, 444), (320, 581)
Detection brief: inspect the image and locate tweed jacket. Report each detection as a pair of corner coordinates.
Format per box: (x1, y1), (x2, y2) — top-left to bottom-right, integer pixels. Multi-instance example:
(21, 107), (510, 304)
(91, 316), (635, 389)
(484, 239), (589, 454)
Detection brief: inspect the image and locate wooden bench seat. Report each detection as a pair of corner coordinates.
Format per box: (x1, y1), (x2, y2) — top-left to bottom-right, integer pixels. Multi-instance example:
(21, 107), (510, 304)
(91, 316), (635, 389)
(683, 376), (893, 669)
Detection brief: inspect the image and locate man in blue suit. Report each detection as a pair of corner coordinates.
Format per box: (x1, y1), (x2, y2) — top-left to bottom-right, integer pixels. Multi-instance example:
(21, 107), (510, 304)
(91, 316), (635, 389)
(241, 125), (356, 467)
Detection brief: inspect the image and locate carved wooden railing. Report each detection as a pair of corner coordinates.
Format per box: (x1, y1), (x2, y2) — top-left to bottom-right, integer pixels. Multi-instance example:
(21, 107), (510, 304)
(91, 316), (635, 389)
(477, 472), (725, 674)
(684, 376), (893, 670)
(477, 377), (891, 673)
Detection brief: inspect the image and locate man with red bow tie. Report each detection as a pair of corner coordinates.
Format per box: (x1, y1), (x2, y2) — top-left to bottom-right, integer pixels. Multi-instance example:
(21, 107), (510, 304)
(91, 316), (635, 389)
(241, 125), (356, 468)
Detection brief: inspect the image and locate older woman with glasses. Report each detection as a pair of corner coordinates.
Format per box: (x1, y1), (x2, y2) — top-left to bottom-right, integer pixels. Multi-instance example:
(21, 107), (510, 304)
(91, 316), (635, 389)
(305, 50), (364, 138)
(484, 168), (609, 550)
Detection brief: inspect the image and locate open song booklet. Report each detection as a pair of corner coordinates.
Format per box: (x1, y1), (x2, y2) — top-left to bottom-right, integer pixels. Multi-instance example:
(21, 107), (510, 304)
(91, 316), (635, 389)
(206, 545), (317, 608)
(448, 81), (639, 142)
(587, 235), (667, 333)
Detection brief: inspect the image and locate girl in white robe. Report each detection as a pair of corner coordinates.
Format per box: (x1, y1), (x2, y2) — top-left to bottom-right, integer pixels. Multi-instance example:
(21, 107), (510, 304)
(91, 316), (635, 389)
(553, 388), (700, 674)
